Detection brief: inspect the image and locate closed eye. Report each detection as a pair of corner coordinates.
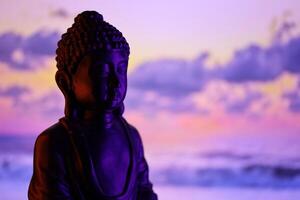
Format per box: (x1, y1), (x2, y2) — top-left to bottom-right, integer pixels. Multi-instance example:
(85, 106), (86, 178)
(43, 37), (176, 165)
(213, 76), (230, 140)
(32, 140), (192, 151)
(92, 63), (110, 77)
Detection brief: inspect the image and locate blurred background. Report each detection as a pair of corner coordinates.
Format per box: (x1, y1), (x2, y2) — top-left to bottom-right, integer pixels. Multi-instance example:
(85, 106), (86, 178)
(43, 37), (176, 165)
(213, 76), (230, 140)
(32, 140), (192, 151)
(1, 0), (300, 199)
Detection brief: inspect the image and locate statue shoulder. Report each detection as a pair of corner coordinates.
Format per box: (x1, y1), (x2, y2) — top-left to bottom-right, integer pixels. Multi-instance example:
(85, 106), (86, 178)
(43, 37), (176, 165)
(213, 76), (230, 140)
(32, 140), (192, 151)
(34, 122), (68, 153)
(122, 118), (140, 139)
(121, 117), (145, 152)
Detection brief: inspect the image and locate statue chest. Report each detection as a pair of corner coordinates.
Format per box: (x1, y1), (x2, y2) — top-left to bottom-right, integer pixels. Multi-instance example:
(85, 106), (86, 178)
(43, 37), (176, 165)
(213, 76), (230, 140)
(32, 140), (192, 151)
(85, 126), (131, 196)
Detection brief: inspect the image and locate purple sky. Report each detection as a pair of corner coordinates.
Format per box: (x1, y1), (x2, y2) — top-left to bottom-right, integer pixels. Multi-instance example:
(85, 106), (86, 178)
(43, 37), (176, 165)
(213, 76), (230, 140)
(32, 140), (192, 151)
(0, 1), (299, 149)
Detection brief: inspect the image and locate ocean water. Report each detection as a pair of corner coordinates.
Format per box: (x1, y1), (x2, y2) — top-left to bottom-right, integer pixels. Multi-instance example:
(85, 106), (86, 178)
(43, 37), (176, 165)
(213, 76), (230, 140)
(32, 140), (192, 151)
(1, 135), (300, 200)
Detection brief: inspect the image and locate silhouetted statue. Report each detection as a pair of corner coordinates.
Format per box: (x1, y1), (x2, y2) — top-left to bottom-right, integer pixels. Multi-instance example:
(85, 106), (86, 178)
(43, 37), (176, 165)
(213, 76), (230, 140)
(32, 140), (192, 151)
(28, 11), (158, 200)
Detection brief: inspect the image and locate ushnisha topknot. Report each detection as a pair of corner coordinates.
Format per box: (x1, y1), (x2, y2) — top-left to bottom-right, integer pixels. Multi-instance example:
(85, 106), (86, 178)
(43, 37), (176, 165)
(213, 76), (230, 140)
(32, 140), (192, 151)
(55, 10), (130, 74)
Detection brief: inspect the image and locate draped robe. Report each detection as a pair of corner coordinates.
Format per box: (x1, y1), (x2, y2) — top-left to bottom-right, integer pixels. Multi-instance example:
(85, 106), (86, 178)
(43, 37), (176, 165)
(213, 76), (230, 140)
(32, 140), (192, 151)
(28, 116), (158, 200)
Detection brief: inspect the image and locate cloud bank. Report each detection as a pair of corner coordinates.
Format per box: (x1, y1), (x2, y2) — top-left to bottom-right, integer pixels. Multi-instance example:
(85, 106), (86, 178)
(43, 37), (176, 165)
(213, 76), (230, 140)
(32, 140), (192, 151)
(0, 30), (60, 70)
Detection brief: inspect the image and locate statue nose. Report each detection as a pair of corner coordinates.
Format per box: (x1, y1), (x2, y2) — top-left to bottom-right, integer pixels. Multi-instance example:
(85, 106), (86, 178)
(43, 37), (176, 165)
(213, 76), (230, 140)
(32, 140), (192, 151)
(110, 73), (120, 88)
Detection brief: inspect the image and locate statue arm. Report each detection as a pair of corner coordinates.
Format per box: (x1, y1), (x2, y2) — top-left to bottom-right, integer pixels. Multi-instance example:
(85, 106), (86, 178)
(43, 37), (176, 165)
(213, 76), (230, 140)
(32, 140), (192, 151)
(133, 128), (158, 200)
(28, 132), (74, 200)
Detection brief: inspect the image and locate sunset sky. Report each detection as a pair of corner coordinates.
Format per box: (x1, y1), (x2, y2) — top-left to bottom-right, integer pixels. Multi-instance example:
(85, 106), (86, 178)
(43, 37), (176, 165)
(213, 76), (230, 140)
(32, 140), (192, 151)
(0, 0), (300, 151)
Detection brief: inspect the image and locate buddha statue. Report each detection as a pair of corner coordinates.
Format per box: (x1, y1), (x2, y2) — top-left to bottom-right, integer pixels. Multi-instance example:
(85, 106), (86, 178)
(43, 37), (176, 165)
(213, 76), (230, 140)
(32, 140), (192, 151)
(28, 11), (158, 200)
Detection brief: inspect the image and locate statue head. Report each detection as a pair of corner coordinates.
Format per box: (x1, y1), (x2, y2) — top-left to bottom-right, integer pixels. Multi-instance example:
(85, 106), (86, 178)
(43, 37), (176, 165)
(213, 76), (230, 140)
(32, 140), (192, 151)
(55, 11), (130, 120)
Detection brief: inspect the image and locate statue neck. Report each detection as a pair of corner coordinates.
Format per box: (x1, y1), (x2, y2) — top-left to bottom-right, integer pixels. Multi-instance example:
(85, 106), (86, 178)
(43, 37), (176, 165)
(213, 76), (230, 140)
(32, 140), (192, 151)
(79, 109), (117, 129)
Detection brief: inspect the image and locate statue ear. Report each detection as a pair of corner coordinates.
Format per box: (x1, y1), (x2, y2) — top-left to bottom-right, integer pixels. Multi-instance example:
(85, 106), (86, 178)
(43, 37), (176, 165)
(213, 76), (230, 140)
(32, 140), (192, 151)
(55, 70), (72, 96)
(56, 70), (79, 119)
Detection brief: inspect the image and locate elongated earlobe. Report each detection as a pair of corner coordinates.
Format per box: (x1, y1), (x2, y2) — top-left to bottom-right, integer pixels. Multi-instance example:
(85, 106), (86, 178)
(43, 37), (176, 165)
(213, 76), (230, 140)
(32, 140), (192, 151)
(55, 70), (71, 96)
(55, 70), (77, 119)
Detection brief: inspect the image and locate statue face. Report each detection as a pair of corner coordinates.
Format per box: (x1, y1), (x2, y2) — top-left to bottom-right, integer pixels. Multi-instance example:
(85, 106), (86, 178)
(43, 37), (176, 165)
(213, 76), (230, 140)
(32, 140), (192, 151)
(72, 50), (128, 111)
